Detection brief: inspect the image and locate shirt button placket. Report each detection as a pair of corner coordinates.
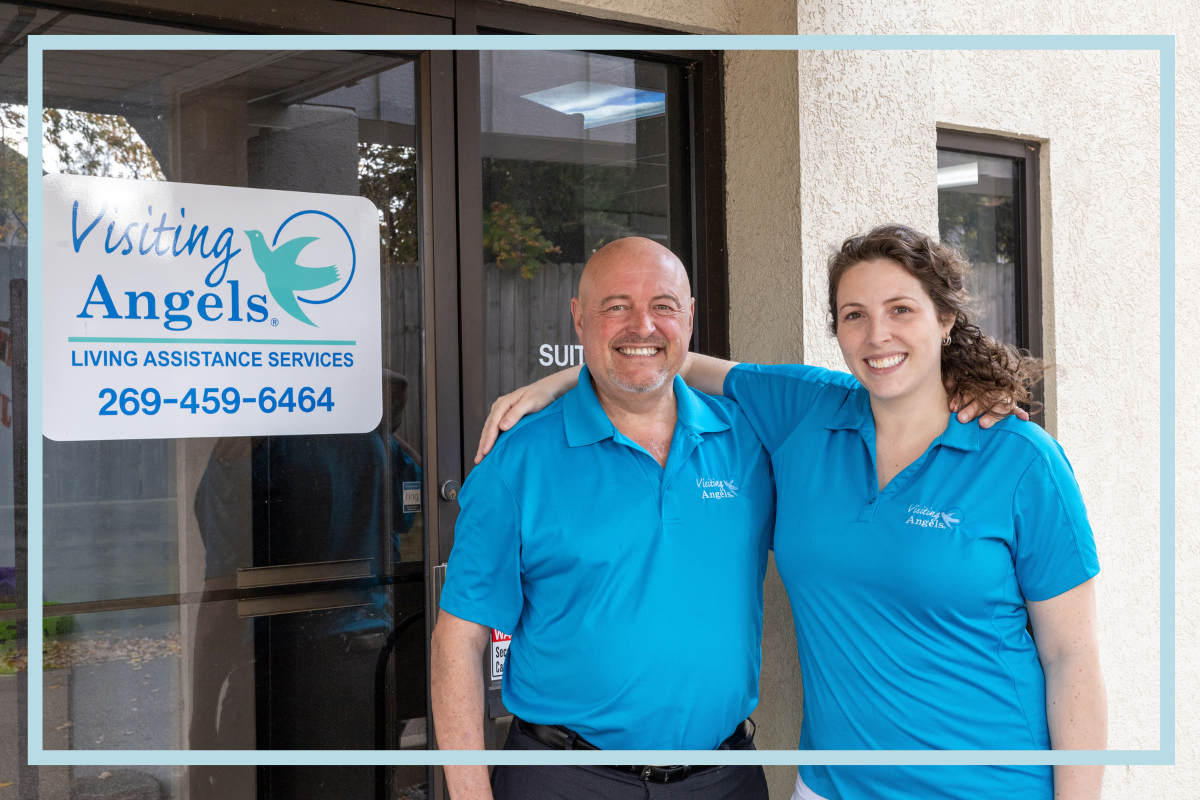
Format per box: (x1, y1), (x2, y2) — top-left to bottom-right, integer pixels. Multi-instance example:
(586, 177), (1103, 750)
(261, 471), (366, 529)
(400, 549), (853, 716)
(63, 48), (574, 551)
(858, 495), (879, 522)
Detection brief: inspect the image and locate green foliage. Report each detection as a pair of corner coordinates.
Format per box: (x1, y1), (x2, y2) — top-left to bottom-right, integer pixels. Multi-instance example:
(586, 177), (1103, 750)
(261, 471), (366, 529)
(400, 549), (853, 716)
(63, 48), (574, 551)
(42, 108), (164, 180)
(0, 104), (28, 244)
(0, 104), (166, 247)
(0, 602), (75, 642)
(358, 142), (418, 265)
(483, 201), (562, 278)
(482, 157), (647, 266)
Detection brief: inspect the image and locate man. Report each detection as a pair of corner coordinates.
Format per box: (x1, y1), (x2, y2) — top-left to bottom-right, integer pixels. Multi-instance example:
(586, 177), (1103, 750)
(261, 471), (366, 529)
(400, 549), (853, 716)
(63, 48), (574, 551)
(431, 238), (774, 798)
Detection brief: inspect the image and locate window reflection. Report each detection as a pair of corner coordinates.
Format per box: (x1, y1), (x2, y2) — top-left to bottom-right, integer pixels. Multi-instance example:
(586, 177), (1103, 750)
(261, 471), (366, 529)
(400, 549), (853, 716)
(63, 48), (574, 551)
(479, 51), (683, 405)
(937, 149), (1020, 344)
(1, 7), (433, 797)
(22, 48), (426, 777)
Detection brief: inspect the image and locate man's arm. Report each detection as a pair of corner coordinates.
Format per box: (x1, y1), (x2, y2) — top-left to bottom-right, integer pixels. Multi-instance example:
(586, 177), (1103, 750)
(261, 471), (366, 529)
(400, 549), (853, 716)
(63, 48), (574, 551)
(1027, 578), (1107, 800)
(430, 611), (493, 799)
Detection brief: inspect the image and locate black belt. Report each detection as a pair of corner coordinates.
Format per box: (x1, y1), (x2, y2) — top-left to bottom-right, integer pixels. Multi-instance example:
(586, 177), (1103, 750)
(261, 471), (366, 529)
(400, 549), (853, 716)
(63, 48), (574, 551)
(512, 717), (754, 784)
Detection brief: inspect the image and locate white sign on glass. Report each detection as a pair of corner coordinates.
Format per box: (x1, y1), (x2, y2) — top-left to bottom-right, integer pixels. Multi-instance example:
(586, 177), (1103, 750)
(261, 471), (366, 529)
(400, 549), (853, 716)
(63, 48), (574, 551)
(43, 175), (382, 441)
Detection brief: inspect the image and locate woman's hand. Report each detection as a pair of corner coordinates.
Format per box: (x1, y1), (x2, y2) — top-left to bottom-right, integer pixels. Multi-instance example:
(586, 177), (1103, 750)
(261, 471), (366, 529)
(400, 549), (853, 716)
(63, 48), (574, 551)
(475, 365), (582, 463)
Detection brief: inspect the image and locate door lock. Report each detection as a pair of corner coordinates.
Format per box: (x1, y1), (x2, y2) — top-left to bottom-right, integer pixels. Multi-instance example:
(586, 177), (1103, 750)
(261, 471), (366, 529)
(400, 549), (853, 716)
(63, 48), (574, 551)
(439, 480), (461, 501)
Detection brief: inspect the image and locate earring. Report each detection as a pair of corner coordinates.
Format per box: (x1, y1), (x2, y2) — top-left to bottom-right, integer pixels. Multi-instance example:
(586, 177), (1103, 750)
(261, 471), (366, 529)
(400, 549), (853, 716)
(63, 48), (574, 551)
(942, 333), (952, 346)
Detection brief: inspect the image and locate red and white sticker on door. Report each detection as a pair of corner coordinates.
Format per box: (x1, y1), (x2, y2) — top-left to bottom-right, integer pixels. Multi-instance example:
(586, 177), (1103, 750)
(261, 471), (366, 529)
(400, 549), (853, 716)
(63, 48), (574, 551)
(490, 629), (511, 681)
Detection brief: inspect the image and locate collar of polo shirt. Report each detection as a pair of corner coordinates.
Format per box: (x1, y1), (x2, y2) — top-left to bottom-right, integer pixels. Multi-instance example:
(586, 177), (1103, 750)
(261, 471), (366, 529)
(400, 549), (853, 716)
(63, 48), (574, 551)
(563, 365), (730, 448)
(823, 387), (981, 452)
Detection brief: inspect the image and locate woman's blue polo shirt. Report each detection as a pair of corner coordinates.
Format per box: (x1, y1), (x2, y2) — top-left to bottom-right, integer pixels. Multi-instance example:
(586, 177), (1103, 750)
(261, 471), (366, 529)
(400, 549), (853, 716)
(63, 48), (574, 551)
(724, 364), (1100, 800)
(439, 366), (775, 749)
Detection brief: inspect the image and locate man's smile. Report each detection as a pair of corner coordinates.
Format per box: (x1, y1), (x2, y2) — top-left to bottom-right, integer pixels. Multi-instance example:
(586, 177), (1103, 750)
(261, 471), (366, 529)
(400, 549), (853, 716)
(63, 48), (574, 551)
(616, 346), (663, 357)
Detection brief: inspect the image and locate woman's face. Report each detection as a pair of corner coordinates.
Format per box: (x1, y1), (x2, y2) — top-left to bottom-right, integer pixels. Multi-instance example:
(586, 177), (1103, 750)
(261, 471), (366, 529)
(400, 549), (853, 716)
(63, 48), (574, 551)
(834, 258), (954, 404)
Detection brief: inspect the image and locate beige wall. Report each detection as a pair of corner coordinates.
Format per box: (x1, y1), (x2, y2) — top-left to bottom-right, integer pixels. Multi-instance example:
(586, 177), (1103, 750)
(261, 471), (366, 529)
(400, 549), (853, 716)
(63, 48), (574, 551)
(501, 0), (736, 31)
(729, 4), (1185, 799)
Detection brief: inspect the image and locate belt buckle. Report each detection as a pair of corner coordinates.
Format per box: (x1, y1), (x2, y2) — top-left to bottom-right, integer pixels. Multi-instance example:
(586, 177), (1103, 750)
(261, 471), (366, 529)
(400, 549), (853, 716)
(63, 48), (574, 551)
(638, 765), (691, 783)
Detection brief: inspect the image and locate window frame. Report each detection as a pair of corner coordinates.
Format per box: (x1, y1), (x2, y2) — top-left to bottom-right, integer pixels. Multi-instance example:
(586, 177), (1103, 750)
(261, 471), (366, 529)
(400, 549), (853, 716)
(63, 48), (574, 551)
(936, 128), (1044, 421)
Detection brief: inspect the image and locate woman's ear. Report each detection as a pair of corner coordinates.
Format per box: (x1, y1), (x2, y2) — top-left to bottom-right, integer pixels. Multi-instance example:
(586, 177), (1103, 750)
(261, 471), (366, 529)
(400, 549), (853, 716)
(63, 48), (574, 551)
(939, 313), (956, 340)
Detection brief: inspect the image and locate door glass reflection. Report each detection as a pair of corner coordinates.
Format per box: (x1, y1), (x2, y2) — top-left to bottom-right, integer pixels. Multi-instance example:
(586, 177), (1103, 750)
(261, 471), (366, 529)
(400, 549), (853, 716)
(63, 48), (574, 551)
(27, 47), (428, 778)
(479, 51), (686, 407)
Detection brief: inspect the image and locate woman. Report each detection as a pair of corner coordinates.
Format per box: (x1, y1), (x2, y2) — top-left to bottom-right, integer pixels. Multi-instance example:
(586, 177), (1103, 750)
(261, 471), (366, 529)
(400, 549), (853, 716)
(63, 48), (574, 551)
(476, 225), (1106, 800)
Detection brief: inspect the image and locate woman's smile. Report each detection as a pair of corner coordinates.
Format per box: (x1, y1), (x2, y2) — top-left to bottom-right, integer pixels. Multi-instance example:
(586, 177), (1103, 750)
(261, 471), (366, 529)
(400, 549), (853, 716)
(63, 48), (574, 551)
(864, 352), (908, 373)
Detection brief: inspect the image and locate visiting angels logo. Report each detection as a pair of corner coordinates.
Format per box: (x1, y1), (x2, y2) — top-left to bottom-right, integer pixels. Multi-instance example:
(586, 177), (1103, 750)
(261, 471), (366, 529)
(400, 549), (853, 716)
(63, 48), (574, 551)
(906, 504), (963, 529)
(244, 210), (357, 327)
(698, 477), (739, 500)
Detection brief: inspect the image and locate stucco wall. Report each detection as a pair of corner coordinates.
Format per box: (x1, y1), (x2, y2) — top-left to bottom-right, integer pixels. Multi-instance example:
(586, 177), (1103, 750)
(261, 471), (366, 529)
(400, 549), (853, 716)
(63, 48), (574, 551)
(936, 48), (1163, 751)
(735, 46), (1163, 800)
(927, 15), (1195, 800)
(735, 4), (1186, 800)
(498, 0), (737, 32)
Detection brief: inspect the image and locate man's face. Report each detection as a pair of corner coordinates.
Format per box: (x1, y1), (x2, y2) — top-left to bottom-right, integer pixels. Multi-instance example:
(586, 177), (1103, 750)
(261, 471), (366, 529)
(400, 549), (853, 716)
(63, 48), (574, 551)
(572, 241), (694, 397)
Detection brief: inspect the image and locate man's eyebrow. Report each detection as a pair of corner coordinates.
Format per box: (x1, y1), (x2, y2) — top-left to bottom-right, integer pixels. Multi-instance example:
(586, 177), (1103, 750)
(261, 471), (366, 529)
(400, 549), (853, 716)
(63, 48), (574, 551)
(596, 293), (684, 307)
(597, 294), (633, 306)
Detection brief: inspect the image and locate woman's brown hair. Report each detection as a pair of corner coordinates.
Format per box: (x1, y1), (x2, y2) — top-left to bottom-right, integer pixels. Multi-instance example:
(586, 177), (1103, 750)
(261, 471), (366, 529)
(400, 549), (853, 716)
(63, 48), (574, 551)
(827, 224), (1044, 413)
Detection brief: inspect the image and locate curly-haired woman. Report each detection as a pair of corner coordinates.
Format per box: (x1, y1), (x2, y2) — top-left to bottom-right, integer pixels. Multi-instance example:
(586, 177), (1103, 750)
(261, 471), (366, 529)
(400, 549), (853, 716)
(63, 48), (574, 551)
(475, 225), (1106, 800)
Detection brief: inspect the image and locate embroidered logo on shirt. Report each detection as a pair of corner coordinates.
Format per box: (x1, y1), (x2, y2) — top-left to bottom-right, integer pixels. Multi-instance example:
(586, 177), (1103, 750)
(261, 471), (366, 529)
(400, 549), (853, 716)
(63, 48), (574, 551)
(698, 476), (739, 499)
(905, 504), (963, 529)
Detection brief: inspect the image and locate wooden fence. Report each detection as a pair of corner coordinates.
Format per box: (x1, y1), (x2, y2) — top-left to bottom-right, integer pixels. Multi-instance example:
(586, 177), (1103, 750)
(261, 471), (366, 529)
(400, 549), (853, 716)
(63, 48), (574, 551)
(483, 262), (586, 407)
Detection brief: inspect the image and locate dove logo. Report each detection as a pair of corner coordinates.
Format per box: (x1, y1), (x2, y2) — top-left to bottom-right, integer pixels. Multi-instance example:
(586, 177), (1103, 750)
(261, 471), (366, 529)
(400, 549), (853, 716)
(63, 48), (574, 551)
(244, 210), (357, 327)
(905, 504), (964, 530)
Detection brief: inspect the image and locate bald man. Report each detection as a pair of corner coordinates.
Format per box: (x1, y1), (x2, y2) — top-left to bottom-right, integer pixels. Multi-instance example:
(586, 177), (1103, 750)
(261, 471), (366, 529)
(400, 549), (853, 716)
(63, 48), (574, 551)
(431, 238), (774, 799)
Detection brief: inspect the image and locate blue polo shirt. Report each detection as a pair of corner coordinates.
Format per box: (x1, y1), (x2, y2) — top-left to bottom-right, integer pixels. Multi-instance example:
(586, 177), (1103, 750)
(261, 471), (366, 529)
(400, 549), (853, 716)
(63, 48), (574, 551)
(725, 364), (1100, 800)
(440, 366), (775, 749)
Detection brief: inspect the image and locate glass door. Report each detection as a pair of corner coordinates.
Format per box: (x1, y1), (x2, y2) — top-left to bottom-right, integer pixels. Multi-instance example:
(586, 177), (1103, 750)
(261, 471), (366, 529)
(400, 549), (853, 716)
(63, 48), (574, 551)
(477, 50), (688, 409)
(9, 30), (456, 799)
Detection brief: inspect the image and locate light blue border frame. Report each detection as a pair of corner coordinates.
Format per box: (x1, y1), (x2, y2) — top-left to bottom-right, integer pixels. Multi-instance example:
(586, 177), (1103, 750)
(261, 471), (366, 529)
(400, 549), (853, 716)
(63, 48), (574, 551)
(25, 33), (1173, 768)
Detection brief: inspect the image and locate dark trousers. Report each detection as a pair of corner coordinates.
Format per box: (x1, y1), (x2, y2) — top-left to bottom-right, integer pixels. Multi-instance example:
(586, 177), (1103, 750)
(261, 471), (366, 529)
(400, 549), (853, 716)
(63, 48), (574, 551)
(490, 720), (769, 800)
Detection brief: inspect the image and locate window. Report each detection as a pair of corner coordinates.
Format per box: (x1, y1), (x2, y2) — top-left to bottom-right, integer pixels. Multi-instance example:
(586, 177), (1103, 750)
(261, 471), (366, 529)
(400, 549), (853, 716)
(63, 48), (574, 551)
(936, 129), (1043, 417)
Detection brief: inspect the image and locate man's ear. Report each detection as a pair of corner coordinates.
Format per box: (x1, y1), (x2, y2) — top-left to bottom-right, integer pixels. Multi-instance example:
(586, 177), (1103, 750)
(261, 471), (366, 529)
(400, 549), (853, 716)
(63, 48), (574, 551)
(571, 296), (584, 340)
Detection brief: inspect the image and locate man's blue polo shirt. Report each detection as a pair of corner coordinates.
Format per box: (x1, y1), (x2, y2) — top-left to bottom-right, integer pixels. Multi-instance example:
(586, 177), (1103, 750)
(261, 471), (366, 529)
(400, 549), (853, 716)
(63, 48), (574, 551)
(725, 364), (1100, 800)
(439, 366), (775, 749)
